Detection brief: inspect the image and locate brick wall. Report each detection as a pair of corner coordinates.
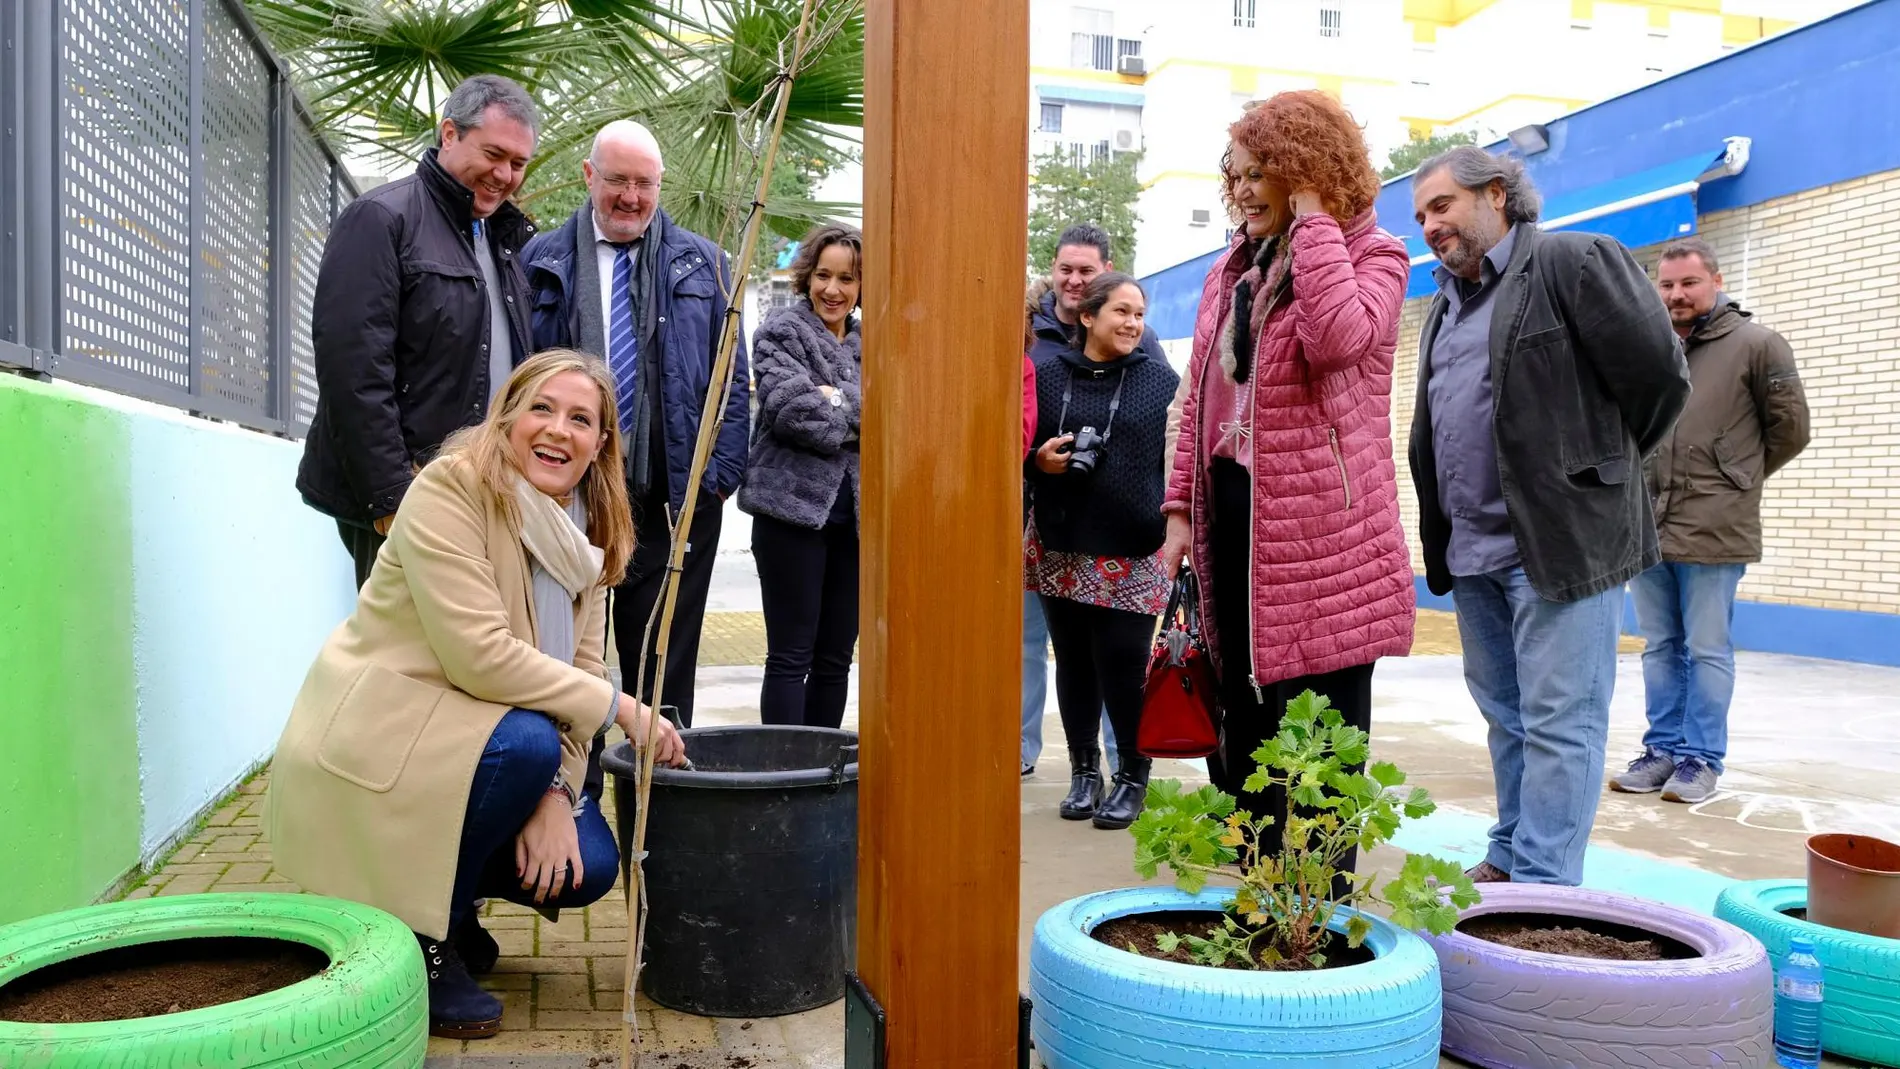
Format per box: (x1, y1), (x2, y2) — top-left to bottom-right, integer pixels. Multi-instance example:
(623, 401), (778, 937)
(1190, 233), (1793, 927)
(1390, 168), (1900, 615)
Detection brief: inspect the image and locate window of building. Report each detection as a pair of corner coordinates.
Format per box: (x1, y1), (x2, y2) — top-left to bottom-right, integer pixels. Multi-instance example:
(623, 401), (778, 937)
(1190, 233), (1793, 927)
(1233, 0), (1256, 30)
(1040, 102), (1064, 134)
(1320, 7), (1343, 38)
(1091, 140), (1112, 165)
(1071, 6), (1115, 70)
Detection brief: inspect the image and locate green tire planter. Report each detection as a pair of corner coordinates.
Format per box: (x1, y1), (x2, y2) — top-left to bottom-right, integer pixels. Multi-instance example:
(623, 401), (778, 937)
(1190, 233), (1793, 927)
(0, 893), (426, 1068)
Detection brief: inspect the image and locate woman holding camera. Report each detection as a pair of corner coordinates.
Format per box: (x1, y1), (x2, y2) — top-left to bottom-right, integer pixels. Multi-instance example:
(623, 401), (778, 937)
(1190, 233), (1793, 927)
(739, 223), (864, 729)
(1026, 272), (1179, 830)
(1160, 91), (1414, 858)
(268, 352), (687, 1039)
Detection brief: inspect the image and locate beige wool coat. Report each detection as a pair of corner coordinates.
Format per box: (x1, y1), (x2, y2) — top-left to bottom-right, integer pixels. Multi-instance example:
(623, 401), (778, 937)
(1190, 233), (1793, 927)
(267, 456), (616, 940)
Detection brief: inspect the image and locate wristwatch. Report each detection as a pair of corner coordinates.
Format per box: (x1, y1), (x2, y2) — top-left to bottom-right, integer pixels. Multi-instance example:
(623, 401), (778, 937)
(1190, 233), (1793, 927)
(827, 390), (844, 408)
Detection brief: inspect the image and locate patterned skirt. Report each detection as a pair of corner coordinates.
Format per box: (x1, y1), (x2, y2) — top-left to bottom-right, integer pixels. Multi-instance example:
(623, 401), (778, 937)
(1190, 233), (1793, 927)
(1024, 513), (1170, 617)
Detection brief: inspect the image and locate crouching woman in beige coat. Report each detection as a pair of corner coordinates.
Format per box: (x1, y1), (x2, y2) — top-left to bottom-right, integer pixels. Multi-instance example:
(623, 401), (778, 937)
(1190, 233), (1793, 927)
(268, 351), (686, 1039)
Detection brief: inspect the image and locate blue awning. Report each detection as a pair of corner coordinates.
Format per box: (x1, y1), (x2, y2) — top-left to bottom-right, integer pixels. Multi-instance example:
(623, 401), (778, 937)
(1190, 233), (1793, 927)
(1036, 84), (1145, 108)
(1404, 137), (1751, 298)
(1140, 245), (1227, 342)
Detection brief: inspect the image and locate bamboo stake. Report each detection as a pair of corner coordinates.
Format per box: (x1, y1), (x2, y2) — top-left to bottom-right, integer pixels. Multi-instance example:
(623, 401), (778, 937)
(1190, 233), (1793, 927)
(619, 2), (823, 1064)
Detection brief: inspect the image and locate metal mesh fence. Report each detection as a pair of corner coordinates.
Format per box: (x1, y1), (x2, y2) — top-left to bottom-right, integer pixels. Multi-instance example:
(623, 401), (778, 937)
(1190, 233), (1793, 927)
(3, 0), (354, 436)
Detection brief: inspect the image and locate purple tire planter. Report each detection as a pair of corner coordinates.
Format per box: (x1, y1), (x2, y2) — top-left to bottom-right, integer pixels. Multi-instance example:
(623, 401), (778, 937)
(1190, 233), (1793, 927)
(1423, 884), (1773, 1069)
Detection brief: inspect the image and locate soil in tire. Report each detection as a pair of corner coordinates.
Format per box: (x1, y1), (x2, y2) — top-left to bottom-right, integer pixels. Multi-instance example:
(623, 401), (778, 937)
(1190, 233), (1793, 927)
(1459, 912), (1699, 961)
(0, 936), (328, 1023)
(1092, 910), (1377, 971)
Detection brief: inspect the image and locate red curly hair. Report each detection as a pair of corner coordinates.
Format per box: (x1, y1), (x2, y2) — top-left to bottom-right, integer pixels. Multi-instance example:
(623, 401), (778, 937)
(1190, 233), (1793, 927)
(1222, 91), (1380, 224)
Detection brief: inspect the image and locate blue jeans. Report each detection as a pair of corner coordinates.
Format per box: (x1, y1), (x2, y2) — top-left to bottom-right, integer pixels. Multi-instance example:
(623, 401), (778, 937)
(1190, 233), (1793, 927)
(449, 710), (619, 932)
(1631, 562), (1745, 774)
(1021, 591), (1116, 771)
(1453, 567), (1621, 885)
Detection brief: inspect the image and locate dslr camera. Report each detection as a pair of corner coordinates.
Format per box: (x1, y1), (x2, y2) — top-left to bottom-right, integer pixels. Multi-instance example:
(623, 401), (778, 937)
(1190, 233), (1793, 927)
(1066, 426), (1106, 476)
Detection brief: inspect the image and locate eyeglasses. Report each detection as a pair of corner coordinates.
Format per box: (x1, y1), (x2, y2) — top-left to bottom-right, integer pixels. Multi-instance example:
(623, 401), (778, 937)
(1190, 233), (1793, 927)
(596, 175), (660, 195)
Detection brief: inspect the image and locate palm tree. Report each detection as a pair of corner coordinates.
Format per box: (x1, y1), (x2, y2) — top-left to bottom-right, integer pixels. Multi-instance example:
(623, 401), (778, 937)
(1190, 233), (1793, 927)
(244, 0), (863, 251)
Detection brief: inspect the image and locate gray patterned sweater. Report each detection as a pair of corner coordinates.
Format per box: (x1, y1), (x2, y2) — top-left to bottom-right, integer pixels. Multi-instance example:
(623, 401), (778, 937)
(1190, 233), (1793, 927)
(737, 302), (861, 529)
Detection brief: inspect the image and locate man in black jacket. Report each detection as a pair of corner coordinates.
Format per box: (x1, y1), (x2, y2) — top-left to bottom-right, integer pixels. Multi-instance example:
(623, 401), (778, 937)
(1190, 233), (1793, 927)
(297, 75), (540, 587)
(1409, 147), (1689, 886)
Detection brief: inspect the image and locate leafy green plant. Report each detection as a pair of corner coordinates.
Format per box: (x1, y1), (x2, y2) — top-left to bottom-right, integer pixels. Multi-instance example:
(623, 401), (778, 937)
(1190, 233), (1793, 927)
(1130, 690), (1480, 971)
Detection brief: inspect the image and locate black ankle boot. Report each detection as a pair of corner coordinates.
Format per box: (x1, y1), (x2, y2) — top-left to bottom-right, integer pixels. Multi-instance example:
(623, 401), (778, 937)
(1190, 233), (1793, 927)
(454, 915), (500, 976)
(417, 931), (503, 1039)
(1059, 746), (1105, 820)
(1092, 754), (1153, 830)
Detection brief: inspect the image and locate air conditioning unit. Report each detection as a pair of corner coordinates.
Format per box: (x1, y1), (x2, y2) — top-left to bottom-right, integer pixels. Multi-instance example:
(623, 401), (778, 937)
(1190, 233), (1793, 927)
(1117, 54), (1146, 76)
(1190, 209), (1212, 227)
(1114, 128), (1138, 152)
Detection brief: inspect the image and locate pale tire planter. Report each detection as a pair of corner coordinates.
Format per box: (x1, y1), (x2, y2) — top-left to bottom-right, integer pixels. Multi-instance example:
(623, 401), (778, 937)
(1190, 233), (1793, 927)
(1424, 884), (1772, 1069)
(0, 893), (427, 1069)
(1715, 878), (1900, 1067)
(1029, 887), (1442, 1068)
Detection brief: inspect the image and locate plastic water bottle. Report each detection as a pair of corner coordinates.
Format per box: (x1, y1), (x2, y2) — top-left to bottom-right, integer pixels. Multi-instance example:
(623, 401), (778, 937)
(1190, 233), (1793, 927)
(1773, 937), (1824, 1069)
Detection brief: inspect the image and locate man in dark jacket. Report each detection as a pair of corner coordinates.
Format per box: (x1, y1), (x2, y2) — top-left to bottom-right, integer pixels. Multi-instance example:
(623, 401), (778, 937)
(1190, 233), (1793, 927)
(1610, 237), (1809, 804)
(298, 74), (539, 587)
(522, 120), (749, 727)
(1409, 146), (1690, 886)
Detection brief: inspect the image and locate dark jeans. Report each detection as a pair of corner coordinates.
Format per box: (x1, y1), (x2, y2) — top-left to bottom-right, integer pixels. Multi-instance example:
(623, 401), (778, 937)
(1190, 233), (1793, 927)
(1205, 457), (1375, 886)
(753, 515), (860, 729)
(1040, 594), (1155, 767)
(612, 485), (724, 728)
(336, 520), (386, 590)
(449, 710), (619, 933)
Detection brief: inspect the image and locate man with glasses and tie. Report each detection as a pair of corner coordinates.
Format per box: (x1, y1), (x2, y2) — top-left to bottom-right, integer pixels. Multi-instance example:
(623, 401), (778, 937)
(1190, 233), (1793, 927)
(523, 120), (750, 731)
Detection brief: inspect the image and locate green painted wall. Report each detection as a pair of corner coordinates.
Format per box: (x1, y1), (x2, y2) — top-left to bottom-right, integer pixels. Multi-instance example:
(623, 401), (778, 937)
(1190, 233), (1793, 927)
(0, 377), (142, 925)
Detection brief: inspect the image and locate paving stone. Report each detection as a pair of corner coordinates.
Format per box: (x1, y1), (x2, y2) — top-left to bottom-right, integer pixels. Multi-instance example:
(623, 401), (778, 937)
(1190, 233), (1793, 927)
(539, 940), (596, 958)
(485, 989), (527, 1030)
(777, 1002), (843, 1058)
(461, 1030), (599, 1054)
(195, 852), (262, 864)
(159, 862), (231, 877)
(168, 842), (204, 864)
(218, 862), (272, 885)
(535, 1010), (626, 1031)
(483, 914), (536, 930)
(495, 955), (584, 975)
(207, 883), (282, 896)
(425, 1036), (465, 1058)
(479, 972), (532, 991)
(239, 777), (268, 795)
(208, 834), (257, 853)
(536, 973), (595, 1011)
(206, 804), (244, 827)
(155, 874), (217, 896)
(647, 1008), (718, 1051)
(492, 929), (536, 957)
(229, 817), (261, 828)
(121, 885), (156, 900)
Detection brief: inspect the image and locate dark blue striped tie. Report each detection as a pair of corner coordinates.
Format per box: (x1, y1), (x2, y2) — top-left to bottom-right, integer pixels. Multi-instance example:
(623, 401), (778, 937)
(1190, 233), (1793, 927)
(608, 244), (639, 437)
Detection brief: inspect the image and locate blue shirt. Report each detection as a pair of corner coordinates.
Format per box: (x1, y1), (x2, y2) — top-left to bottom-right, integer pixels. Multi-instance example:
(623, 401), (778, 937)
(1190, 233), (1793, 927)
(1427, 226), (1521, 577)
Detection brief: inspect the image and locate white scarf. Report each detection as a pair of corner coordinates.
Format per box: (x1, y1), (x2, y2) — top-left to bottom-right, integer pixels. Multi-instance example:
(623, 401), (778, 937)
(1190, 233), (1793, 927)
(513, 476), (603, 597)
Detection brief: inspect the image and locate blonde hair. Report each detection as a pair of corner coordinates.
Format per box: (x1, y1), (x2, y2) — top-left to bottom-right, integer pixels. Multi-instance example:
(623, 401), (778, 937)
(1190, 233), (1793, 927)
(440, 351), (635, 586)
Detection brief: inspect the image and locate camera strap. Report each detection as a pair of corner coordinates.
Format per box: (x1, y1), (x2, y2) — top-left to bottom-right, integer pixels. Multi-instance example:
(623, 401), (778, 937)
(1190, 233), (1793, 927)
(1056, 367), (1128, 441)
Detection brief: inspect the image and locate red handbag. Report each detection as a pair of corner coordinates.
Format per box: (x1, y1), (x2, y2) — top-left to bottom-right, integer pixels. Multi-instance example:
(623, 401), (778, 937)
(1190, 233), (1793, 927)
(1137, 569), (1221, 759)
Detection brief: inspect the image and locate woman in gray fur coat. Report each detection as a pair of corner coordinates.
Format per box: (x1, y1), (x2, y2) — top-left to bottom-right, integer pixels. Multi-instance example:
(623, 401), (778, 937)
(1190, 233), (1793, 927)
(737, 224), (863, 728)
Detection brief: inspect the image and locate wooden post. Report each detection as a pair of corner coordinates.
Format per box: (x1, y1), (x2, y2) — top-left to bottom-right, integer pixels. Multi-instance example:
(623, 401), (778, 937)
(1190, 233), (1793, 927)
(855, 0), (1028, 1064)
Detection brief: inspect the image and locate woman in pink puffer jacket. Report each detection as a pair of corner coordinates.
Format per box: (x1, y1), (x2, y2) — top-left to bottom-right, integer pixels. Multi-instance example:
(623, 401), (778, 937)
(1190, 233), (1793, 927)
(1159, 92), (1415, 869)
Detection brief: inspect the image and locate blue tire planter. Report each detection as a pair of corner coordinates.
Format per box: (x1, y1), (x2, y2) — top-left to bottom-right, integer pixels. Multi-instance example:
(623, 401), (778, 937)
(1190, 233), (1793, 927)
(1028, 887), (1442, 1068)
(1715, 878), (1900, 1067)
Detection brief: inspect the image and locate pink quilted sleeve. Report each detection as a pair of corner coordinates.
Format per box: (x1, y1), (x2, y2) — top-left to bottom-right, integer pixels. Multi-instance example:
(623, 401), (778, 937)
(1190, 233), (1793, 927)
(1287, 214), (1410, 378)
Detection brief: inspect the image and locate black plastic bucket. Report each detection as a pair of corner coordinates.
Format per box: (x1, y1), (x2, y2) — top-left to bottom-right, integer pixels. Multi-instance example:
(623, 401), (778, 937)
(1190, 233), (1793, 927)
(602, 725), (858, 1017)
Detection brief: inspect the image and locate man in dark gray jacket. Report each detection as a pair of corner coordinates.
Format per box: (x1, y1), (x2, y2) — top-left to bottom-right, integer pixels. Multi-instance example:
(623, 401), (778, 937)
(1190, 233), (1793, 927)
(1611, 237), (1809, 804)
(298, 75), (539, 587)
(1409, 146), (1690, 886)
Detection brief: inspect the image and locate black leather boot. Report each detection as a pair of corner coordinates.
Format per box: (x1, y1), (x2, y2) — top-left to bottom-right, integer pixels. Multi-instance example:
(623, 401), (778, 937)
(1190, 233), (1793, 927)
(1058, 746), (1105, 820)
(1092, 754), (1153, 830)
(454, 914), (500, 976)
(417, 931), (504, 1039)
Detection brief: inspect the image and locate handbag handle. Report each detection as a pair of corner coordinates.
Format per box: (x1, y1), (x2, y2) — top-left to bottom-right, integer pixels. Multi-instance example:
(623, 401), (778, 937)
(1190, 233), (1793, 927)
(1163, 568), (1204, 641)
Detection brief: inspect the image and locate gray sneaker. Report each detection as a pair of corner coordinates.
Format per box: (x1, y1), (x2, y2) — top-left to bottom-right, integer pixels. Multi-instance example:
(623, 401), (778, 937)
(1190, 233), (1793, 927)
(1610, 749), (1676, 794)
(1661, 758), (1719, 804)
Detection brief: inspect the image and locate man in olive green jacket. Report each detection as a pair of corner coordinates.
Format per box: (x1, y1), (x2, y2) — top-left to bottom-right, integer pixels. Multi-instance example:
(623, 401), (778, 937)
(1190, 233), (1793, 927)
(1612, 237), (1810, 804)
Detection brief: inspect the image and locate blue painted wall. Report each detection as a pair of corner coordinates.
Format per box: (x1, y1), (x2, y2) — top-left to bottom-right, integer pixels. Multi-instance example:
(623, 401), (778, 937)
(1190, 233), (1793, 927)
(1375, 0), (1900, 246)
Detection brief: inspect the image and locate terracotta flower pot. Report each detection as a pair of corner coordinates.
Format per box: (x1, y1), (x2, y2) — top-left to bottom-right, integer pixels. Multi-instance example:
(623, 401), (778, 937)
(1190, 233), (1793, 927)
(1807, 833), (1900, 940)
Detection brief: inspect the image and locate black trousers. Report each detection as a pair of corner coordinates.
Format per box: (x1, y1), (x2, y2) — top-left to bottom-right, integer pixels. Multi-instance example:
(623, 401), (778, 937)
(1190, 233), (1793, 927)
(1040, 594), (1156, 766)
(1205, 457), (1375, 881)
(753, 514), (860, 729)
(336, 520), (386, 590)
(611, 484), (724, 728)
